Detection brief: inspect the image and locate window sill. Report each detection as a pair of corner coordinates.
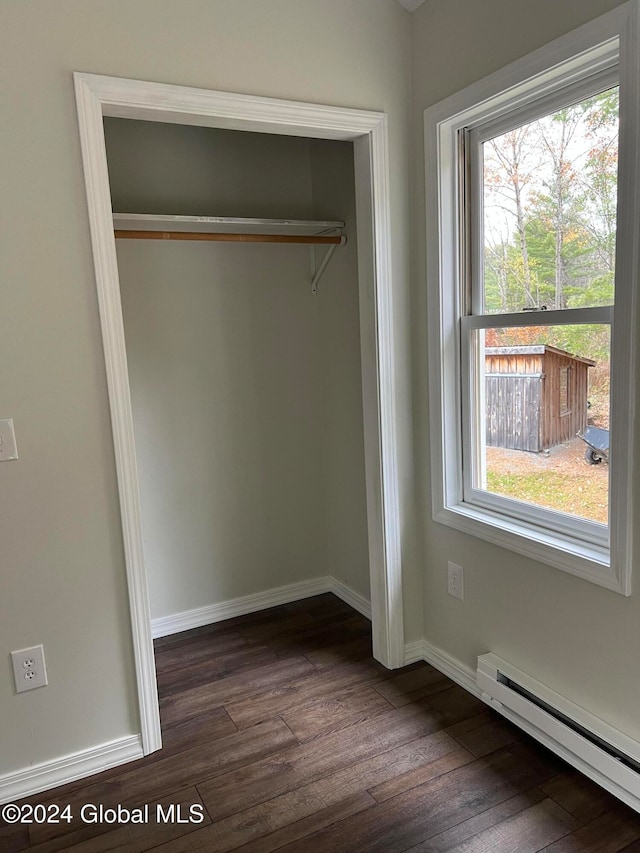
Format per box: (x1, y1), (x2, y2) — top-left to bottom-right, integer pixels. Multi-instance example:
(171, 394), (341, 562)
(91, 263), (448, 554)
(434, 501), (626, 594)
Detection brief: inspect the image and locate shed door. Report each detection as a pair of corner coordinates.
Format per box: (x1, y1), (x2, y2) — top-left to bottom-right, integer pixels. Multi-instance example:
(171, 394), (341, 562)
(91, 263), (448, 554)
(486, 375), (541, 452)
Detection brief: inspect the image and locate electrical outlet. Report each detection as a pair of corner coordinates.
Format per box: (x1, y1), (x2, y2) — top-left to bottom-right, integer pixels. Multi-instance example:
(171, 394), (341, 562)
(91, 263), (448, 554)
(447, 562), (464, 600)
(11, 645), (48, 693)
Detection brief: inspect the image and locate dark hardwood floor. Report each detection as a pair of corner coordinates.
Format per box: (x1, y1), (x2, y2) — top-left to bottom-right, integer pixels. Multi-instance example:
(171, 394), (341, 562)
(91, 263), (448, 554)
(4, 593), (640, 852)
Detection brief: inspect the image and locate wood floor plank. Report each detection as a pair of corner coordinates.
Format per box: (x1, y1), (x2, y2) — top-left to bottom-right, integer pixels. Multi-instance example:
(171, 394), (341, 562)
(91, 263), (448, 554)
(155, 605), (315, 653)
(156, 644), (279, 697)
(342, 614), (371, 633)
(152, 624), (245, 652)
(198, 703), (457, 822)
(420, 684), (486, 727)
(368, 747), (474, 803)
(159, 655), (315, 726)
(280, 685), (393, 742)
(297, 603), (367, 629)
(0, 824), (30, 853)
(224, 658), (389, 729)
(445, 710), (522, 758)
(403, 788), (548, 852)
(151, 602), (308, 649)
(303, 634), (372, 669)
(538, 807), (640, 852)
(229, 793), (375, 853)
(161, 731), (463, 852)
(260, 621), (371, 659)
(225, 604), (316, 628)
(28, 719), (297, 846)
(266, 730), (465, 814)
(373, 664), (452, 708)
(433, 797), (577, 852)
(160, 706), (238, 754)
(154, 632), (249, 671)
(540, 770), (622, 823)
(282, 594), (353, 618)
(272, 741), (564, 853)
(234, 612), (319, 643)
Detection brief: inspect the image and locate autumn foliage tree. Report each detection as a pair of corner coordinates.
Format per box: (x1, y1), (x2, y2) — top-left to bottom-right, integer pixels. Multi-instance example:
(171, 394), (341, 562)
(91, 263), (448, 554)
(483, 88), (618, 321)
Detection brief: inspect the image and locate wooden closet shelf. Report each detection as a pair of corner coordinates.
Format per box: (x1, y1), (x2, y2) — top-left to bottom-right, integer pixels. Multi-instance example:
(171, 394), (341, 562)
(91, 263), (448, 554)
(112, 213), (346, 243)
(114, 230), (346, 245)
(112, 214), (346, 292)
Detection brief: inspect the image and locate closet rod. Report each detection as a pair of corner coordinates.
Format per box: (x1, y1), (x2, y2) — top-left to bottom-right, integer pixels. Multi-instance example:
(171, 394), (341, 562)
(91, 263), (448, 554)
(114, 230), (346, 245)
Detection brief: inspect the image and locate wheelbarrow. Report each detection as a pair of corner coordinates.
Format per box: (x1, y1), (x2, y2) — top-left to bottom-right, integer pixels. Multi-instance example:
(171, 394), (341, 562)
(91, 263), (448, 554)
(578, 426), (610, 465)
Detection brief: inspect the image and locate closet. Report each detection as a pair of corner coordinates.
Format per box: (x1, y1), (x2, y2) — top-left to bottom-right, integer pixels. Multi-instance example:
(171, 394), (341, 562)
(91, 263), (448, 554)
(103, 118), (370, 630)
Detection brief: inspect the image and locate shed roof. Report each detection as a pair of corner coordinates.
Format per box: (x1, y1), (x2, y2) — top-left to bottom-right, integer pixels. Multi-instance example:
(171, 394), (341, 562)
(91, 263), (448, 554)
(484, 345), (595, 367)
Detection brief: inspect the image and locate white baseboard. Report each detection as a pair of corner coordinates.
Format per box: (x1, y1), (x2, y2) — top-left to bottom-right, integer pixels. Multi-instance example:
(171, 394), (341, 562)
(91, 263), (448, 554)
(403, 638), (479, 695)
(403, 640), (426, 666)
(151, 576), (372, 639)
(419, 640), (480, 695)
(328, 577), (372, 620)
(0, 735), (143, 805)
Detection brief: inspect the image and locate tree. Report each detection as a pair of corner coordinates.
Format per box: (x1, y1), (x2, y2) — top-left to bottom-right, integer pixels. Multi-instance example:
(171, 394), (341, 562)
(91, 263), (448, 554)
(534, 105), (586, 308)
(484, 126), (539, 309)
(482, 87), (619, 314)
(578, 88), (619, 298)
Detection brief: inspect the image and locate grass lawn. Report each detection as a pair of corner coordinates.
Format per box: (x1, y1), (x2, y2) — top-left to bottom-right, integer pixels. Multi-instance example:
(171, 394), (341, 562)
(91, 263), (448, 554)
(486, 469), (608, 525)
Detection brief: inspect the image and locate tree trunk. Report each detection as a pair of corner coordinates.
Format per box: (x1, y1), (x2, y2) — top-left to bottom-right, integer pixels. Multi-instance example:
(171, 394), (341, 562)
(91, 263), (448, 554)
(510, 136), (535, 308)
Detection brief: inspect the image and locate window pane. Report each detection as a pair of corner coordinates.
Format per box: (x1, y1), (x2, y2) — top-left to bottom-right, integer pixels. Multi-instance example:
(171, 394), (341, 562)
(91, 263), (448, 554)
(482, 87), (619, 314)
(471, 324), (610, 525)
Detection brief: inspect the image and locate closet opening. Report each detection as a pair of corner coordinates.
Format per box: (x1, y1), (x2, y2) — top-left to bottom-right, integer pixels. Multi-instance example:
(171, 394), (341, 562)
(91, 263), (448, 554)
(105, 114), (369, 639)
(75, 73), (403, 757)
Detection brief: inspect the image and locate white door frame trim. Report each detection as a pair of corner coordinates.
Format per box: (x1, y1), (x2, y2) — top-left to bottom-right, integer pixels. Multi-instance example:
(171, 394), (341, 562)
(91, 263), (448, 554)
(73, 72), (405, 755)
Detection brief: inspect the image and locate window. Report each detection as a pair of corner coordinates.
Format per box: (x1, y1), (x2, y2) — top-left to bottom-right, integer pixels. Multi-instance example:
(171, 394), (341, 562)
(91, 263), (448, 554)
(425, 4), (639, 593)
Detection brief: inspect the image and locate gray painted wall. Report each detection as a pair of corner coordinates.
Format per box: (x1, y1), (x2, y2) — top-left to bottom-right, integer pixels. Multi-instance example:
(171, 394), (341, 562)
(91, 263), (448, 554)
(411, 0), (640, 740)
(311, 139), (372, 601)
(0, 0), (412, 778)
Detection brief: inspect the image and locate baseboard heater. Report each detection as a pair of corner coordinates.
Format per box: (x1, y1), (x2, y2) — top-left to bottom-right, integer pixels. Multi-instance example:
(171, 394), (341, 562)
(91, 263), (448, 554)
(477, 653), (640, 812)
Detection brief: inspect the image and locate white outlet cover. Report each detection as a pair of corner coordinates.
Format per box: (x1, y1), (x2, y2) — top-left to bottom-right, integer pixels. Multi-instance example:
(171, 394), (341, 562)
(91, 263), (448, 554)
(447, 561), (464, 601)
(11, 644), (48, 693)
(0, 419), (18, 461)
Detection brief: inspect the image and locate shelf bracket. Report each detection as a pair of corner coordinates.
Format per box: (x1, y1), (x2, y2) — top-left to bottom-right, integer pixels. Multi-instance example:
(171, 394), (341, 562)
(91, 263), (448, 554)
(310, 238), (344, 294)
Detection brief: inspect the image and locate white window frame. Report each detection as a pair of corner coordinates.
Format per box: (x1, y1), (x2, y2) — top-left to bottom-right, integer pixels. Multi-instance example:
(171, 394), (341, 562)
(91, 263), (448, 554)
(425, 2), (639, 594)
